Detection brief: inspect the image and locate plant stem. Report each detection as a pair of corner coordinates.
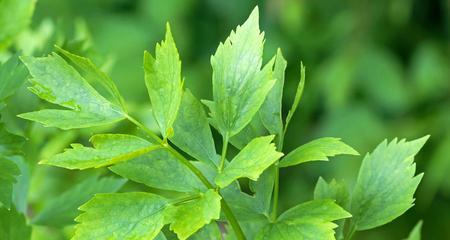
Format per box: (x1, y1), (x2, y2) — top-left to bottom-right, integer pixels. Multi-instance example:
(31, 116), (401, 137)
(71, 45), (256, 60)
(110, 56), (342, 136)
(271, 132), (285, 221)
(125, 115), (246, 240)
(219, 133), (229, 173)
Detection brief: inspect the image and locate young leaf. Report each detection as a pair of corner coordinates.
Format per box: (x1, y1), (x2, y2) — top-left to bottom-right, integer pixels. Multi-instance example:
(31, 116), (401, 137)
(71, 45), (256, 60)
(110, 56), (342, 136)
(350, 136), (429, 230)
(18, 53), (125, 129)
(32, 175), (126, 227)
(144, 24), (183, 138)
(259, 48), (287, 138)
(73, 192), (169, 240)
(0, 55), (27, 102)
(56, 46), (126, 110)
(314, 177), (350, 239)
(110, 149), (206, 193)
(0, 207), (31, 240)
(41, 134), (160, 170)
(0, 157), (20, 209)
(166, 189), (221, 239)
(405, 220), (423, 240)
(215, 135), (283, 188)
(208, 7), (276, 137)
(278, 137), (358, 168)
(284, 62), (305, 133)
(256, 200), (351, 240)
(170, 89), (218, 167)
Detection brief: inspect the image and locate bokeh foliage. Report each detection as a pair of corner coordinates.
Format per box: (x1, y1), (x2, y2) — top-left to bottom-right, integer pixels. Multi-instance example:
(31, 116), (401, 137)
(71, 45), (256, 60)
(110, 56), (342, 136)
(0, 0), (448, 239)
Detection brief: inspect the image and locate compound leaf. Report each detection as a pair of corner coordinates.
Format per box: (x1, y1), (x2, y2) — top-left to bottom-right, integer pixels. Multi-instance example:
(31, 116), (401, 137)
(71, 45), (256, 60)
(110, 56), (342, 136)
(215, 135), (283, 188)
(73, 192), (168, 240)
(41, 134), (159, 170)
(32, 175), (126, 227)
(0, 124), (25, 156)
(170, 89), (218, 167)
(256, 200), (351, 240)
(259, 48), (287, 138)
(208, 7), (276, 137)
(279, 137), (358, 168)
(166, 189), (221, 239)
(350, 136), (429, 230)
(18, 53), (125, 129)
(56, 46), (126, 110)
(144, 24), (183, 138)
(110, 149), (206, 193)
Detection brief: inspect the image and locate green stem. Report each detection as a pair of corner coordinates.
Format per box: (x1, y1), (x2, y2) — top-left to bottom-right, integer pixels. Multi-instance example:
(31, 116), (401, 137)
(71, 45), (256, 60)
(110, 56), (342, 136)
(219, 133), (229, 173)
(271, 132), (285, 221)
(125, 115), (245, 240)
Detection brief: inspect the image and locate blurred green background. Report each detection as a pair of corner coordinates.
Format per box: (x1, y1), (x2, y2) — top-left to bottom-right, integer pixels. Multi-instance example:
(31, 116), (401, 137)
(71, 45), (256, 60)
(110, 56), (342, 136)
(1, 0), (449, 239)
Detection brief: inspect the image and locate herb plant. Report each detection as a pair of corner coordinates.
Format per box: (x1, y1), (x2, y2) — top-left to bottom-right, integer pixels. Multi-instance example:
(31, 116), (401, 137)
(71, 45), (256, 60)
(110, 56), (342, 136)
(1, 6), (428, 240)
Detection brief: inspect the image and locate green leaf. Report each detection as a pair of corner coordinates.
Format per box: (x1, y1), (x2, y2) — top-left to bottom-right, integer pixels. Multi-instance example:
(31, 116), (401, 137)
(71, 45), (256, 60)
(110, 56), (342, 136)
(215, 135), (283, 188)
(229, 115), (268, 150)
(405, 220), (422, 240)
(110, 149), (205, 193)
(55, 46), (126, 110)
(278, 137), (358, 168)
(166, 190), (221, 239)
(208, 7), (276, 137)
(73, 192), (169, 240)
(249, 166), (276, 216)
(284, 62), (305, 133)
(256, 200), (351, 240)
(350, 136), (429, 230)
(0, 207), (31, 240)
(32, 175), (126, 227)
(0, 55), (27, 102)
(0, 0), (35, 49)
(0, 124), (25, 156)
(41, 134), (160, 170)
(170, 89), (218, 167)
(189, 223), (222, 240)
(144, 23), (183, 138)
(0, 157), (20, 209)
(259, 48), (287, 138)
(314, 177), (350, 239)
(18, 53), (125, 129)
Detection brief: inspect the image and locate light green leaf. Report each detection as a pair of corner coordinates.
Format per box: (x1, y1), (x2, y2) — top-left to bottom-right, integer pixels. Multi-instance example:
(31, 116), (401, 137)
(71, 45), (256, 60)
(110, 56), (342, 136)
(170, 89), (218, 167)
(350, 136), (429, 230)
(166, 190), (221, 239)
(256, 200), (351, 240)
(259, 48), (287, 138)
(32, 175), (126, 227)
(18, 53), (124, 129)
(41, 134), (160, 170)
(110, 149), (205, 193)
(249, 166), (276, 216)
(0, 157), (20, 209)
(73, 192), (168, 240)
(314, 177), (350, 239)
(0, 124), (25, 156)
(144, 23), (183, 138)
(405, 220), (422, 240)
(284, 62), (305, 133)
(0, 55), (27, 102)
(56, 46), (126, 110)
(215, 135), (283, 188)
(0, 207), (31, 240)
(208, 7), (276, 137)
(0, 0), (35, 49)
(279, 137), (358, 168)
